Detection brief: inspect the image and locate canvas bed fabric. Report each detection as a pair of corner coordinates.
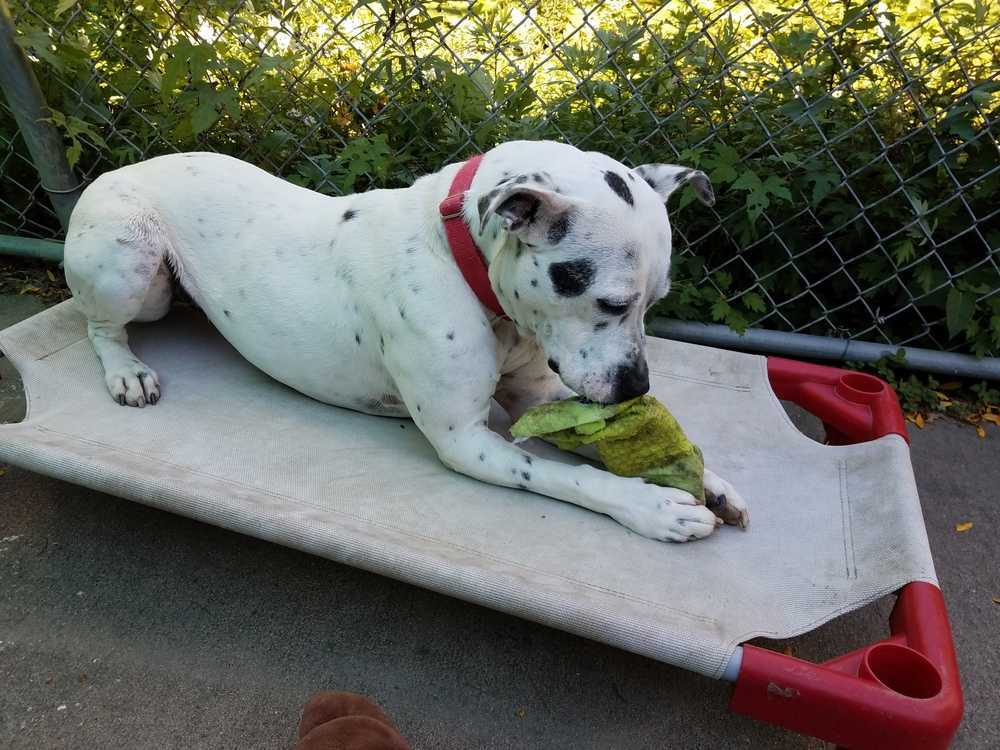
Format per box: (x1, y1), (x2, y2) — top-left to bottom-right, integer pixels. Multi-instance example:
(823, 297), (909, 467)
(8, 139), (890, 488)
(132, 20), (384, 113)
(0, 301), (937, 679)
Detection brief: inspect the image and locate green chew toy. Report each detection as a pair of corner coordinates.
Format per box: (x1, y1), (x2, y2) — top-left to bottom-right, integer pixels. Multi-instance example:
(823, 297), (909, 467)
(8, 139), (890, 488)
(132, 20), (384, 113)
(510, 395), (705, 502)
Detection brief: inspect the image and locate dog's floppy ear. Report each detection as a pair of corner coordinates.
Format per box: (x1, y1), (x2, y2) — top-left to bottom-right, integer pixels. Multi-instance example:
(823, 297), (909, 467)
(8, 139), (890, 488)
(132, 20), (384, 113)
(633, 164), (715, 206)
(477, 184), (576, 245)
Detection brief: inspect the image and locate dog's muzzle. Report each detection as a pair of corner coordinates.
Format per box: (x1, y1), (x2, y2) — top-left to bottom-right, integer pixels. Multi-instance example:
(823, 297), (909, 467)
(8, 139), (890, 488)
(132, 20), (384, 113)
(611, 360), (650, 403)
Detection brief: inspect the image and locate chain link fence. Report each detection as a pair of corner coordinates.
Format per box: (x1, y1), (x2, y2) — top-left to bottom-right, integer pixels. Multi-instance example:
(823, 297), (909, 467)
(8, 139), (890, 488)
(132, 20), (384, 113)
(2, 0), (998, 356)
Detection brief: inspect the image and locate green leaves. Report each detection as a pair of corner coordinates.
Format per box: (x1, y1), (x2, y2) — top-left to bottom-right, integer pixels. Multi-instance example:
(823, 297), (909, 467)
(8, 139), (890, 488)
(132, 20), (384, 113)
(14, 26), (64, 70)
(731, 170), (792, 222)
(42, 110), (107, 168)
(946, 288), (977, 340)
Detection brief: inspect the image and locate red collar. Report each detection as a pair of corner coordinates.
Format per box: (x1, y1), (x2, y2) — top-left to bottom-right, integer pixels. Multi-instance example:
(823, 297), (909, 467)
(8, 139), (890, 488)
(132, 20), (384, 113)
(438, 155), (508, 319)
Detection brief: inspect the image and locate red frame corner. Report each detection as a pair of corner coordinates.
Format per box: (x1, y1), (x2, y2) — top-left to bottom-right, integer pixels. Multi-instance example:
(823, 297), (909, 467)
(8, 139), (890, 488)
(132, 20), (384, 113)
(728, 358), (963, 748)
(767, 356), (908, 445)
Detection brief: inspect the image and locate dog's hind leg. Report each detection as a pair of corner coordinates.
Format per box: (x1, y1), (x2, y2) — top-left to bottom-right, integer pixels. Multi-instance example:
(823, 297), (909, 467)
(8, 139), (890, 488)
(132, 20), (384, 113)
(64, 199), (173, 407)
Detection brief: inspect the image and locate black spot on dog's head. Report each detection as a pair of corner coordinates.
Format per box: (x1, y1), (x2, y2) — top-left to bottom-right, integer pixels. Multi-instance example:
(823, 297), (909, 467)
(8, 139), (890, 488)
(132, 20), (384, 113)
(604, 170), (634, 206)
(547, 212), (571, 244)
(342, 209), (356, 222)
(548, 258), (596, 297)
(223, 309), (231, 318)
(446, 330), (455, 340)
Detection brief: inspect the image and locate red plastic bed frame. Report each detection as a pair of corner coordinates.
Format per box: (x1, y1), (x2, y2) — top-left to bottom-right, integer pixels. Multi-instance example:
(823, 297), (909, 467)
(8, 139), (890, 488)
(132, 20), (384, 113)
(727, 357), (963, 749)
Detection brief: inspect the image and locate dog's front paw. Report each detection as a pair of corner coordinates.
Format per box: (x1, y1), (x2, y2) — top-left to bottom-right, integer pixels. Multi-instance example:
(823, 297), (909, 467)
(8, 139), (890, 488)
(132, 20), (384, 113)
(105, 362), (160, 407)
(703, 469), (750, 529)
(613, 482), (720, 543)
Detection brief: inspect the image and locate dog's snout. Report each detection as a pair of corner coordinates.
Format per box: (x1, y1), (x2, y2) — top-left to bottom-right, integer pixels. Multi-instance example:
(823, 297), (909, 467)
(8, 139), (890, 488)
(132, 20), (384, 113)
(612, 360), (649, 402)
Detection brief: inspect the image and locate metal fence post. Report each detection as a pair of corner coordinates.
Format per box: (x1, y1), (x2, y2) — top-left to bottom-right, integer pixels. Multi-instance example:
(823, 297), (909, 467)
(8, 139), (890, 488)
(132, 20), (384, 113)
(0, 0), (82, 231)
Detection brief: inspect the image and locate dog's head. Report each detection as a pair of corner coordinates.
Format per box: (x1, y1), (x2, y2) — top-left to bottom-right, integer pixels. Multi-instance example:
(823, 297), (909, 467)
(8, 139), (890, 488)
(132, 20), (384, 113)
(477, 146), (714, 404)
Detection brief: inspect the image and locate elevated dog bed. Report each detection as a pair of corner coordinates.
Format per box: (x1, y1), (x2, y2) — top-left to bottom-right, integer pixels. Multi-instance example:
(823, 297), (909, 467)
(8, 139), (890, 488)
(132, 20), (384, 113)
(0, 301), (962, 748)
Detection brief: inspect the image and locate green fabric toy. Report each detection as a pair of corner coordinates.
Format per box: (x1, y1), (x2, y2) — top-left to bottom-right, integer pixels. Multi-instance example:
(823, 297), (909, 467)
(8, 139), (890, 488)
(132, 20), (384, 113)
(510, 395), (705, 502)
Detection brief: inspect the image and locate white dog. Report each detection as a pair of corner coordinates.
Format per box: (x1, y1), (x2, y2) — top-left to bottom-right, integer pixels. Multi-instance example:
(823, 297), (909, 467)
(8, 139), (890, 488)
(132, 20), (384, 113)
(63, 140), (748, 542)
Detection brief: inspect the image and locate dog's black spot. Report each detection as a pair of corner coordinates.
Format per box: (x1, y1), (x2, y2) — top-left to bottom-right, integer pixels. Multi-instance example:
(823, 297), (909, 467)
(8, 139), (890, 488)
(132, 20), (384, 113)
(642, 175), (657, 190)
(354, 332), (361, 345)
(247, 216), (255, 224)
(448, 425), (454, 431)
(446, 331), (455, 340)
(197, 231), (205, 239)
(477, 192), (494, 219)
(342, 209), (356, 222)
(580, 349), (588, 359)
(524, 455), (533, 465)
(479, 452), (486, 462)
(531, 172), (543, 183)
(410, 284), (420, 295)
(547, 358), (560, 374)
(604, 170), (633, 206)
(521, 471), (531, 481)
(548, 258), (595, 297)
(223, 309), (231, 318)
(197, 217), (204, 223)
(379, 335), (385, 353)
(530, 279), (538, 287)
(623, 244), (637, 260)
(406, 246), (416, 254)
(398, 306), (406, 319)
(594, 321), (609, 330)
(675, 169), (692, 183)
(532, 256), (539, 268)
(514, 289), (520, 300)
(547, 212), (571, 244)
(416, 404), (421, 412)
(400, 424), (405, 429)
(627, 171), (636, 182)
(514, 174), (528, 184)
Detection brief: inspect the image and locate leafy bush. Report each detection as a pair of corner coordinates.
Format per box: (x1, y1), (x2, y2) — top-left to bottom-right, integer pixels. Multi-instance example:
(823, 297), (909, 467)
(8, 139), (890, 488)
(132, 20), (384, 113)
(2, 0), (998, 355)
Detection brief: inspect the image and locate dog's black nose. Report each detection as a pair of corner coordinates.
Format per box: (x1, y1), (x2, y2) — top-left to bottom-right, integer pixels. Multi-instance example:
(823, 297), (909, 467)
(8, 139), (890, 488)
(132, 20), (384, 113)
(547, 358), (560, 375)
(612, 360), (649, 402)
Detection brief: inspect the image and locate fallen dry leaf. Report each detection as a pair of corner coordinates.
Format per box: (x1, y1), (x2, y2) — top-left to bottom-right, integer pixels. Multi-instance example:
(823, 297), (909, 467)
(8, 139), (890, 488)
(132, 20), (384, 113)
(983, 414), (1000, 426)
(46, 269), (56, 282)
(993, 597), (1000, 605)
(515, 707), (526, 719)
(938, 381), (962, 391)
(915, 413), (925, 429)
(0, 467), (7, 478)
(976, 425), (986, 439)
(955, 522), (973, 533)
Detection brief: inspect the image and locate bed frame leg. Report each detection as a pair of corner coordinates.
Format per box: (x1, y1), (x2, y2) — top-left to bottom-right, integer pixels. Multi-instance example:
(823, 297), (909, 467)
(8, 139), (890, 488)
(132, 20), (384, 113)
(728, 583), (962, 749)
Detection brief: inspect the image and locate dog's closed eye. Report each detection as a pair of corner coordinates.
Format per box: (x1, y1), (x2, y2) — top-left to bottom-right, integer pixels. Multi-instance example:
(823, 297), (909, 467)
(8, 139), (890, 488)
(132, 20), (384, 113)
(597, 298), (632, 315)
